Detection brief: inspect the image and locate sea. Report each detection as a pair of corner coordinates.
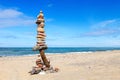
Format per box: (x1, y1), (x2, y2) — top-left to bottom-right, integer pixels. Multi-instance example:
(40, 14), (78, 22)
(0, 47), (120, 57)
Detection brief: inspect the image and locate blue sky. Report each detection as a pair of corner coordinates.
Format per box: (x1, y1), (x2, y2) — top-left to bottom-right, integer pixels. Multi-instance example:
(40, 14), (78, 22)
(0, 0), (120, 47)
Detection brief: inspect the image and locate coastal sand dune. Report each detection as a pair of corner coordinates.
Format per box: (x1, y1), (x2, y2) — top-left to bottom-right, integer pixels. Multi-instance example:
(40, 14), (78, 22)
(0, 50), (120, 80)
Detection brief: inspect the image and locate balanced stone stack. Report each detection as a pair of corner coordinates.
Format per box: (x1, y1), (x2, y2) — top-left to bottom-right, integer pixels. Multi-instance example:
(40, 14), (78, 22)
(29, 11), (59, 75)
(33, 11), (47, 50)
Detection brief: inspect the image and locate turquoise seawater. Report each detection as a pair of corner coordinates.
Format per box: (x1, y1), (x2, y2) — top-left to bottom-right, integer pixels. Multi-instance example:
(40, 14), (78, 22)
(0, 47), (120, 57)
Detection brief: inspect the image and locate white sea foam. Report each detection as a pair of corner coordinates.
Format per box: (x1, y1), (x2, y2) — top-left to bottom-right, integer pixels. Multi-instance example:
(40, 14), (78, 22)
(64, 51), (93, 54)
(45, 51), (94, 54)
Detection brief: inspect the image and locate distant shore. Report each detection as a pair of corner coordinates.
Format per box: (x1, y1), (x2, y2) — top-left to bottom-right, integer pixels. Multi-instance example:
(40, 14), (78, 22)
(0, 50), (120, 80)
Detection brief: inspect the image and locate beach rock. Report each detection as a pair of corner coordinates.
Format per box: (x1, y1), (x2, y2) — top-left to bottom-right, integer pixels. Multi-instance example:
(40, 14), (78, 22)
(39, 22), (44, 28)
(37, 11), (44, 18)
(29, 67), (41, 75)
(37, 41), (45, 43)
(37, 33), (46, 36)
(37, 35), (45, 38)
(37, 38), (45, 41)
(33, 45), (47, 51)
(37, 27), (44, 32)
(39, 71), (46, 75)
(37, 15), (44, 19)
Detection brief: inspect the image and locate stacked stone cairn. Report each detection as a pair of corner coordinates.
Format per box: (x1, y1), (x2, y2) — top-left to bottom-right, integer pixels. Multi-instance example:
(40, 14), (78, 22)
(33, 11), (47, 51)
(30, 11), (59, 75)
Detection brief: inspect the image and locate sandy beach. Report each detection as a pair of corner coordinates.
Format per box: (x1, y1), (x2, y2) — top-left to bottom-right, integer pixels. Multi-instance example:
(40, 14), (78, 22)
(0, 50), (120, 80)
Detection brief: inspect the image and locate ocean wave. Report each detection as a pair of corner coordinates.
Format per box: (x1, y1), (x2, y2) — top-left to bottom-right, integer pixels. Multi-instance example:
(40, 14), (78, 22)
(45, 51), (93, 54)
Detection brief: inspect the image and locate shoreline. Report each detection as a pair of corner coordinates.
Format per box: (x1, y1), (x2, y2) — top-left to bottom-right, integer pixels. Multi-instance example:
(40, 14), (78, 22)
(0, 49), (120, 58)
(1, 47), (120, 57)
(0, 50), (120, 58)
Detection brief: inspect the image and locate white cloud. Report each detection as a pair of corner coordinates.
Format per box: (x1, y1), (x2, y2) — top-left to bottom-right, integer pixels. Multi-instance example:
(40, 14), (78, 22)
(92, 19), (120, 30)
(0, 7), (36, 47)
(0, 8), (35, 28)
(0, 9), (23, 18)
(83, 29), (118, 36)
(46, 18), (54, 22)
(48, 3), (53, 7)
(92, 19), (116, 29)
(0, 29), (36, 47)
(82, 19), (120, 37)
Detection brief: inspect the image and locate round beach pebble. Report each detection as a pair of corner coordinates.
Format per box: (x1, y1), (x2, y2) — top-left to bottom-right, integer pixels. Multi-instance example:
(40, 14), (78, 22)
(37, 38), (45, 41)
(37, 35), (45, 38)
(37, 19), (44, 22)
(38, 22), (44, 28)
(37, 33), (46, 36)
(37, 27), (44, 32)
(37, 43), (46, 46)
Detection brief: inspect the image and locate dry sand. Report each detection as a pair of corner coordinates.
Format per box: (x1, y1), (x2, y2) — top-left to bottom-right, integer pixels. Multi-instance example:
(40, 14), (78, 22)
(0, 50), (120, 80)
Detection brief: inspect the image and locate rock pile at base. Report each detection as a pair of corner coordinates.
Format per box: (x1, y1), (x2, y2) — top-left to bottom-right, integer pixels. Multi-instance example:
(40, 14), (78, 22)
(29, 58), (59, 75)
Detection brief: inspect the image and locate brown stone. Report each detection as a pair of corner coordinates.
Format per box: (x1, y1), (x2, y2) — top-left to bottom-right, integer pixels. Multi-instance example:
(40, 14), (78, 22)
(39, 22), (44, 28)
(37, 27), (44, 32)
(37, 38), (45, 41)
(37, 35), (45, 38)
(37, 33), (46, 36)
(37, 15), (43, 19)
